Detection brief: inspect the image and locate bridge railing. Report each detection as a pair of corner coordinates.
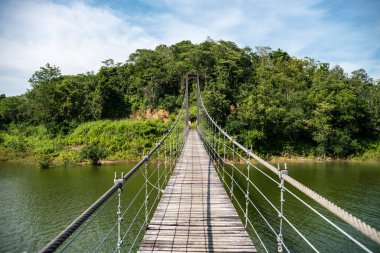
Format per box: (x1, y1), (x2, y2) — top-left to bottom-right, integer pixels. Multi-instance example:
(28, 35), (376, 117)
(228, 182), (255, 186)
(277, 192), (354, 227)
(40, 95), (189, 253)
(196, 81), (380, 253)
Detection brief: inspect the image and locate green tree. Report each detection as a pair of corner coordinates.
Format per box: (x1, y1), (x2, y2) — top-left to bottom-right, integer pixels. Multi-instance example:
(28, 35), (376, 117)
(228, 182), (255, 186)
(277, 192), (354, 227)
(29, 63), (62, 87)
(203, 89), (229, 125)
(26, 64), (63, 131)
(308, 102), (334, 158)
(96, 63), (130, 118)
(27, 64), (100, 133)
(1, 40), (378, 159)
(0, 95), (27, 124)
(79, 143), (108, 165)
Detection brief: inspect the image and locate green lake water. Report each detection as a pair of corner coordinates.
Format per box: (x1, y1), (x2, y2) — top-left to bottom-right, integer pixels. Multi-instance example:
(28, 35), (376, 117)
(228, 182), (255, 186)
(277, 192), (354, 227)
(0, 161), (379, 252)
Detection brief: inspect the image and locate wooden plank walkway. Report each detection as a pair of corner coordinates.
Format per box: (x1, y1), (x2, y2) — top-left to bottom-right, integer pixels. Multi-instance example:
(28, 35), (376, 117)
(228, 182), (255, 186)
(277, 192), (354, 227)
(138, 130), (257, 252)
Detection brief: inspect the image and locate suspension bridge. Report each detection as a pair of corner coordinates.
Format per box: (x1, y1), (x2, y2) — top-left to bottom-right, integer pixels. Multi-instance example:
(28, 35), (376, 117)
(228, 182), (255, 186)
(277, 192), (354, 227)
(40, 75), (380, 253)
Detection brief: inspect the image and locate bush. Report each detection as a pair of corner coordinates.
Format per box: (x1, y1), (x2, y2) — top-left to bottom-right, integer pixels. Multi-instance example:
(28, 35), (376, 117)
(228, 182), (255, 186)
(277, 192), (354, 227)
(4, 136), (28, 153)
(38, 154), (53, 169)
(79, 144), (108, 165)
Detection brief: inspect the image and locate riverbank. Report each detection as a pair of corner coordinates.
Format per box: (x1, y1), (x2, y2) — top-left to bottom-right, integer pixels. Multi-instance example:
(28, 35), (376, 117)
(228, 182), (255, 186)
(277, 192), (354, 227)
(1, 120), (379, 168)
(0, 119), (170, 167)
(269, 155), (380, 163)
(1, 146), (378, 167)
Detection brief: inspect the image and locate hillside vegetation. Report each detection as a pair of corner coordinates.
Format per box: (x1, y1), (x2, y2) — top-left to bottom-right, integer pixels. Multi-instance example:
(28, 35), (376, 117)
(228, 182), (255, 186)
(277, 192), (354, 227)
(0, 39), (379, 165)
(0, 119), (169, 166)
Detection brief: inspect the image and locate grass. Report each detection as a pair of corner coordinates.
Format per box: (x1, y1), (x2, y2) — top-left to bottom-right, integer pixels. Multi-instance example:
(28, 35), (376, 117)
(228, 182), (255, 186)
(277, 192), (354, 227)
(351, 142), (380, 162)
(0, 119), (378, 167)
(0, 119), (169, 167)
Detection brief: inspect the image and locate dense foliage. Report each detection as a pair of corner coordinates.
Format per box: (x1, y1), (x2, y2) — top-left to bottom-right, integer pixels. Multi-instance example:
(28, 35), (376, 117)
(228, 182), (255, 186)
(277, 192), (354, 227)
(0, 120), (168, 166)
(0, 39), (379, 160)
(79, 144), (108, 166)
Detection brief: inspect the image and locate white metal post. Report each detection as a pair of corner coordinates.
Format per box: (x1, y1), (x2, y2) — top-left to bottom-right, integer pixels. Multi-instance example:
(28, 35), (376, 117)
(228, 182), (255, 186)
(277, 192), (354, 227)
(245, 147), (250, 228)
(114, 172), (124, 253)
(277, 163), (287, 253)
(144, 155), (149, 226)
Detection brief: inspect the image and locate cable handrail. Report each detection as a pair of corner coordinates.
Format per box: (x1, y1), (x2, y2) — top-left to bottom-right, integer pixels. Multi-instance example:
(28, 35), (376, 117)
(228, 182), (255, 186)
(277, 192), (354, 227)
(93, 158), (173, 252)
(200, 132), (272, 251)
(116, 178), (160, 253)
(59, 163), (147, 252)
(40, 94), (188, 253)
(212, 135), (281, 186)
(197, 82), (380, 251)
(203, 127), (378, 252)
(202, 137), (308, 252)
(124, 182), (163, 253)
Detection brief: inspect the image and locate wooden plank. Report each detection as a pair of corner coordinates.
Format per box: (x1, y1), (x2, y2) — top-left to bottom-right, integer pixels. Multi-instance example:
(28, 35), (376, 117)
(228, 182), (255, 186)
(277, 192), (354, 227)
(145, 230), (250, 236)
(138, 130), (256, 252)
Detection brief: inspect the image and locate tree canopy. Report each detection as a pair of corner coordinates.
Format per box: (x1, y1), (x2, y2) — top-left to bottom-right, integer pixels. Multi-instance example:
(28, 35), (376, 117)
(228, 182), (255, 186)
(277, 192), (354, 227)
(1, 39), (378, 158)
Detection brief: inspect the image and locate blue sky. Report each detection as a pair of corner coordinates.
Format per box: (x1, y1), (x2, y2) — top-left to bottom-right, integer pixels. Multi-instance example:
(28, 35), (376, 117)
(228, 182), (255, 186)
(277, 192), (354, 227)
(0, 0), (379, 96)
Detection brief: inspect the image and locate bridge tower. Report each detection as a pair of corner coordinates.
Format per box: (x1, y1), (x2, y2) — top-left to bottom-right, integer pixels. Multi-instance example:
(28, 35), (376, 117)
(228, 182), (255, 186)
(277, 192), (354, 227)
(184, 74), (200, 127)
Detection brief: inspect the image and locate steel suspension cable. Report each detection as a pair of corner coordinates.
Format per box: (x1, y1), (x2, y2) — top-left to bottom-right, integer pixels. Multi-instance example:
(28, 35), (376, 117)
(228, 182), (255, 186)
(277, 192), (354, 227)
(197, 84), (380, 248)
(199, 131), (271, 251)
(93, 159), (170, 253)
(113, 159), (174, 253)
(41, 94), (188, 253)
(201, 126), (319, 252)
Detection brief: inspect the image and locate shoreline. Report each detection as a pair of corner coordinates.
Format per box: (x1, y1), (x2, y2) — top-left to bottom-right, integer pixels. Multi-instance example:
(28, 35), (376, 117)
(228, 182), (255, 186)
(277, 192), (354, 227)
(1, 154), (378, 167)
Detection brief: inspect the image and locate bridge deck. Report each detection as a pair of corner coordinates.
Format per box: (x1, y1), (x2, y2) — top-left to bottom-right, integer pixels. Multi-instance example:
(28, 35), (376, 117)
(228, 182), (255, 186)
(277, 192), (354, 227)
(138, 130), (256, 252)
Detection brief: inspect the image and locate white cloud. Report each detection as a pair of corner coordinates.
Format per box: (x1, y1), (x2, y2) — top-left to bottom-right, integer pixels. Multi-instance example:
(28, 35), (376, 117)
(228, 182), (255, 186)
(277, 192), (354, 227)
(1, 0), (379, 96)
(144, 0), (380, 78)
(0, 0), (158, 96)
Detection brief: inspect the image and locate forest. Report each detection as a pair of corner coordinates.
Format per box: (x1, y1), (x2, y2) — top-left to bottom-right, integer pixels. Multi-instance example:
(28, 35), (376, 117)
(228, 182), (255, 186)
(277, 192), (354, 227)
(0, 39), (379, 166)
